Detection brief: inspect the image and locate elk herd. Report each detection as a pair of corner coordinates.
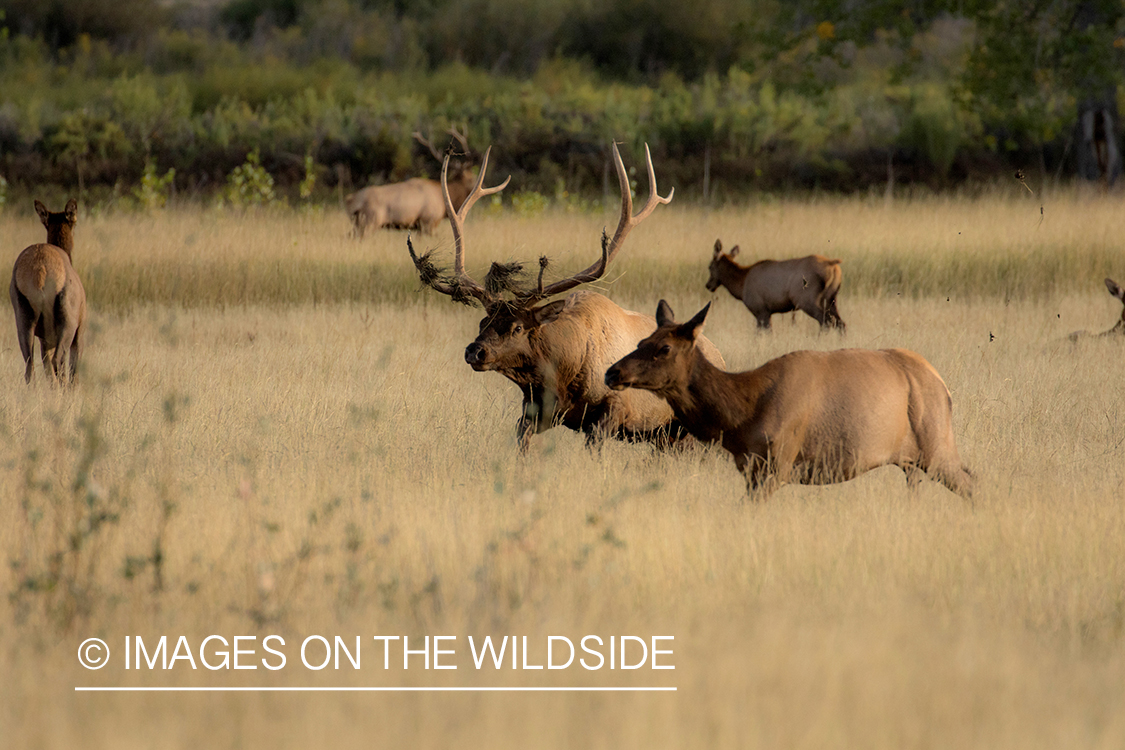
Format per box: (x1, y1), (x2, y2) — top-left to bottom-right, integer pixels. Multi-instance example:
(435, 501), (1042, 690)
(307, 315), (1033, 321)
(8, 140), (1125, 501)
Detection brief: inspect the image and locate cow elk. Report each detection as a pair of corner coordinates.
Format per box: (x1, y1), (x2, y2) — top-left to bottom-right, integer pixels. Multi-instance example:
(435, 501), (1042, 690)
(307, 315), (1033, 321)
(1068, 278), (1125, 342)
(605, 301), (973, 500)
(408, 142), (725, 450)
(707, 239), (845, 331)
(345, 128), (476, 238)
(10, 199), (87, 384)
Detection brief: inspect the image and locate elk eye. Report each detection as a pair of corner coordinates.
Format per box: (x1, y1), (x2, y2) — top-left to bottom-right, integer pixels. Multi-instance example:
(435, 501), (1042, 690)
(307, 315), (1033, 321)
(513, 324), (523, 334)
(656, 345), (671, 358)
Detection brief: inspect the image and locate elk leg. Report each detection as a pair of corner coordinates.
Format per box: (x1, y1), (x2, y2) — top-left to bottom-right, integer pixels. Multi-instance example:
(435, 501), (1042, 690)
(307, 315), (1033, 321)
(41, 341), (58, 384)
(69, 324), (83, 382)
(826, 299), (846, 332)
(902, 463), (925, 491)
(932, 465), (974, 503)
(736, 452), (776, 501)
(515, 417), (534, 454)
(754, 313), (772, 330)
(798, 299), (831, 329)
(18, 317), (37, 384)
(11, 285), (38, 382)
(55, 318), (79, 385)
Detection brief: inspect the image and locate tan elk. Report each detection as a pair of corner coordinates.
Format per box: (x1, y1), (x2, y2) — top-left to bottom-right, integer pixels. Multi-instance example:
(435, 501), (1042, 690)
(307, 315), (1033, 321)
(10, 199), (87, 384)
(706, 239), (845, 331)
(605, 300), (973, 500)
(1068, 278), (1125, 342)
(345, 129), (476, 237)
(408, 142), (725, 449)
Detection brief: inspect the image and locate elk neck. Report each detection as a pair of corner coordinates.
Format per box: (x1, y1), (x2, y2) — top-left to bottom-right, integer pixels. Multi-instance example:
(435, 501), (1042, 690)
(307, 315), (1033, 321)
(661, 349), (766, 443)
(714, 255), (750, 297)
(47, 223), (75, 259)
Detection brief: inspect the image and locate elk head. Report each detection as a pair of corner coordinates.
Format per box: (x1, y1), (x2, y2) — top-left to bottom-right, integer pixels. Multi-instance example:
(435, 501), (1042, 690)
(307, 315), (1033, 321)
(36, 198), (78, 256)
(705, 239), (741, 293)
(409, 142), (673, 371)
(605, 301), (710, 395)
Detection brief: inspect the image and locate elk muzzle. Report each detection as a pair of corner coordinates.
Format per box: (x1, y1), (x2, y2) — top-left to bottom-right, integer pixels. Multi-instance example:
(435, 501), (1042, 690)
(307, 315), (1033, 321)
(604, 362), (630, 391)
(464, 342), (492, 370)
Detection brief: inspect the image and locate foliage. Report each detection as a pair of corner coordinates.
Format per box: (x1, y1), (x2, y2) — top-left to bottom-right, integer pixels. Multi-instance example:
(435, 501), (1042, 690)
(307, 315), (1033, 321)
(224, 149), (277, 207)
(131, 158), (175, 209)
(0, 2), (1120, 198)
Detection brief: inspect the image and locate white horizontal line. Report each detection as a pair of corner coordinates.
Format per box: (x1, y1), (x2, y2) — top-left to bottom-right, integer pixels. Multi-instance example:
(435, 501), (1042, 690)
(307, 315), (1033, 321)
(75, 686), (676, 692)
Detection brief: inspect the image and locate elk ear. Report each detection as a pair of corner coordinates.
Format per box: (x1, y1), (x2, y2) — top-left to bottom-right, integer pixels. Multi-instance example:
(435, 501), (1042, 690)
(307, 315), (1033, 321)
(532, 299), (567, 326)
(713, 239), (722, 257)
(656, 299), (676, 327)
(34, 200), (49, 226)
(676, 302), (711, 341)
(1106, 278), (1124, 301)
(729, 245), (740, 258)
(64, 198), (78, 223)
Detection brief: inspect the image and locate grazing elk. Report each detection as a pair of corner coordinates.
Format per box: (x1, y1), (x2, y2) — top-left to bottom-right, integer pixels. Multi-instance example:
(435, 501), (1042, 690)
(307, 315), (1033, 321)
(706, 239), (845, 331)
(10, 199), (87, 384)
(408, 142), (725, 449)
(345, 129), (476, 237)
(1068, 278), (1125, 342)
(605, 301), (973, 500)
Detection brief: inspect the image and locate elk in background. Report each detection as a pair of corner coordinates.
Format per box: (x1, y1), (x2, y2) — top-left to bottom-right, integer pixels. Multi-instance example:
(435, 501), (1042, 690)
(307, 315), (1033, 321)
(345, 128), (476, 237)
(605, 300), (972, 500)
(408, 142), (725, 450)
(1068, 278), (1125, 341)
(706, 239), (845, 331)
(10, 199), (87, 384)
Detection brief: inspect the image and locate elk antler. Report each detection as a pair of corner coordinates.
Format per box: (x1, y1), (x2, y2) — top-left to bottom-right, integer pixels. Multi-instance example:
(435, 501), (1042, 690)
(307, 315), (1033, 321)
(409, 146), (512, 306)
(414, 128), (471, 162)
(412, 131), (443, 162)
(447, 126), (470, 157)
(528, 142), (673, 300)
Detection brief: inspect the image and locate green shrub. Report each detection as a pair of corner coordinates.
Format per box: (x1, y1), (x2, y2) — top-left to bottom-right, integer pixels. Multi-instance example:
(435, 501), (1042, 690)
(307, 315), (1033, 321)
(224, 149), (276, 207)
(132, 159), (176, 209)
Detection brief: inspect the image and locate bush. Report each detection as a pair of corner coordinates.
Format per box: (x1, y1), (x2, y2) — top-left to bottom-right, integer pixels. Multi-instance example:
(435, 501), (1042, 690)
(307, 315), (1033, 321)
(224, 149), (276, 207)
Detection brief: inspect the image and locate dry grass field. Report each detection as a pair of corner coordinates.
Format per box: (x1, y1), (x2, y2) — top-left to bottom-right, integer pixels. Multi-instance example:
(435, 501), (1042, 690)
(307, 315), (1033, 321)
(1, 190), (1123, 749)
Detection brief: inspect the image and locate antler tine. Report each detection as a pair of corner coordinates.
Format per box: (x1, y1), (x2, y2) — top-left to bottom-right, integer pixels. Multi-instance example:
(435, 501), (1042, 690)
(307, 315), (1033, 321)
(536, 256), (549, 295)
(613, 142), (674, 252)
(440, 146), (510, 301)
(412, 131), (443, 162)
(447, 126), (470, 156)
(451, 146), (510, 228)
(533, 142), (672, 299)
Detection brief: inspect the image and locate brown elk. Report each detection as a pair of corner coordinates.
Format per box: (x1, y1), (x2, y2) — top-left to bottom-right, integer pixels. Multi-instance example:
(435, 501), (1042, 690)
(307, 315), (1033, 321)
(605, 300), (973, 500)
(408, 142), (725, 449)
(345, 129), (476, 238)
(10, 199), (87, 384)
(706, 239), (845, 331)
(1068, 278), (1125, 342)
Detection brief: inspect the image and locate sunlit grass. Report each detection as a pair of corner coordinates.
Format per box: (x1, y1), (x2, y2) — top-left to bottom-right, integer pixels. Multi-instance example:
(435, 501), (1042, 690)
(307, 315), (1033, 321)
(0, 196), (1123, 748)
(3, 189), (1122, 313)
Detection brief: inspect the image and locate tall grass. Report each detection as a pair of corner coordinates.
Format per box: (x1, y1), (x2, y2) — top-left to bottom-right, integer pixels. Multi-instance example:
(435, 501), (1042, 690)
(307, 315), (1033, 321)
(4, 189), (1121, 315)
(0, 196), (1123, 748)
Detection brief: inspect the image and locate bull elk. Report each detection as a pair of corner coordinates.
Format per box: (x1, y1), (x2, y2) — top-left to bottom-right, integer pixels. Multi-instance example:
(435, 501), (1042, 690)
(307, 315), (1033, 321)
(408, 142), (725, 449)
(1068, 278), (1125, 341)
(605, 300), (973, 500)
(707, 239), (845, 331)
(345, 128), (476, 237)
(9, 198), (87, 384)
